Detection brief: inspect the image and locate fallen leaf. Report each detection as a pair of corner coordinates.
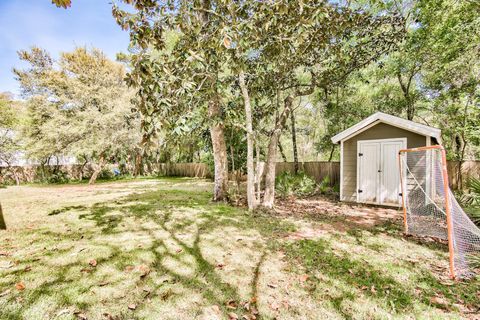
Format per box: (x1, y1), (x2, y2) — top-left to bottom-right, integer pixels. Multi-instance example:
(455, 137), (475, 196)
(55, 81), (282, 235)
(216, 263), (225, 270)
(124, 265), (135, 272)
(139, 265), (150, 278)
(128, 304), (137, 310)
(89, 259), (97, 267)
(24, 266), (32, 272)
(0, 252), (10, 256)
(175, 248), (183, 253)
(299, 274), (309, 282)
(267, 283), (278, 289)
(226, 300), (237, 309)
(102, 313), (114, 320)
(76, 313), (88, 320)
(370, 285), (376, 294)
(98, 281), (109, 287)
(430, 296), (448, 308)
(228, 312), (239, 320)
(15, 282), (25, 291)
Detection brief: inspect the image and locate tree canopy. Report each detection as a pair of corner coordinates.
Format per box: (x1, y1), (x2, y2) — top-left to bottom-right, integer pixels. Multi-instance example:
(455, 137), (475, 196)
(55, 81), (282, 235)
(14, 47), (141, 183)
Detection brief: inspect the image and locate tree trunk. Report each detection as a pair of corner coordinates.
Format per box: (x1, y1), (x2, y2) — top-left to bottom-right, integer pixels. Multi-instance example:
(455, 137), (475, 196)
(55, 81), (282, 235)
(397, 71), (416, 120)
(290, 111), (299, 174)
(263, 96), (294, 208)
(255, 138), (263, 201)
(0, 202), (6, 230)
(209, 101), (229, 201)
(278, 140), (287, 162)
(89, 156), (106, 185)
(263, 132), (280, 208)
(239, 71), (257, 210)
(328, 144), (336, 162)
(457, 135), (467, 190)
(134, 152), (143, 177)
(201, 0), (228, 201)
(79, 157), (88, 181)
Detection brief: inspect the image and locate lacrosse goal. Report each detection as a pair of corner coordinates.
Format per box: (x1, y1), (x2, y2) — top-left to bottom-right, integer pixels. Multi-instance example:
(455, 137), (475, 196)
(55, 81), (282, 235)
(399, 145), (480, 279)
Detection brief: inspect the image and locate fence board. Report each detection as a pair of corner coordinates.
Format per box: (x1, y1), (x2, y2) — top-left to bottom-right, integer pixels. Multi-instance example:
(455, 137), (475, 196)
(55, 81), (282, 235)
(275, 162), (340, 186)
(447, 161), (480, 190)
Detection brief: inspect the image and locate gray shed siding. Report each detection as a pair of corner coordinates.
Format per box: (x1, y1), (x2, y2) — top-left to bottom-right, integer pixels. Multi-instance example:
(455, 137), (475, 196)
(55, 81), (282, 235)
(341, 122), (430, 202)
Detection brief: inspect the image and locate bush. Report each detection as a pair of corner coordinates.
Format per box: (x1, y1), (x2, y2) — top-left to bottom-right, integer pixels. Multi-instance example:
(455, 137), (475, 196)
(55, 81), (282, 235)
(275, 171), (316, 198)
(47, 171), (70, 184)
(458, 177), (480, 226)
(98, 167), (115, 180)
(459, 177), (480, 207)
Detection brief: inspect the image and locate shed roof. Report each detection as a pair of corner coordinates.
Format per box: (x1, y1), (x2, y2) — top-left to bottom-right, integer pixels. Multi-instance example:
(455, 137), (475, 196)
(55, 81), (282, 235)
(331, 112), (441, 144)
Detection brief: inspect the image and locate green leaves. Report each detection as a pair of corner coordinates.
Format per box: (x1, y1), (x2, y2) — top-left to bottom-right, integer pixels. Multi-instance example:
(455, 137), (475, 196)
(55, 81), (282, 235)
(15, 47), (140, 163)
(51, 0), (71, 9)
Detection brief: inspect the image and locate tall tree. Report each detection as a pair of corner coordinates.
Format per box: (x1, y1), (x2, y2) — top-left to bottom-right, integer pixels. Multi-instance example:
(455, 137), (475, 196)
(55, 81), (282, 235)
(15, 47), (140, 184)
(417, 0), (480, 188)
(240, 0), (404, 208)
(0, 93), (25, 185)
(112, 1), (236, 201)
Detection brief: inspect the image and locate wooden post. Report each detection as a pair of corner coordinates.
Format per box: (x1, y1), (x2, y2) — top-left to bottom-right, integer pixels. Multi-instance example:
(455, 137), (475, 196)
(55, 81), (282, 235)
(440, 147), (456, 279)
(398, 152), (408, 234)
(399, 145), (456, 279)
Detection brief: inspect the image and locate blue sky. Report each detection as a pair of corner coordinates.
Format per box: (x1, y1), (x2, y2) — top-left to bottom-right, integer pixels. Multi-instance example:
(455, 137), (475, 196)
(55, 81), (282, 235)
(0, 0), (130, 96)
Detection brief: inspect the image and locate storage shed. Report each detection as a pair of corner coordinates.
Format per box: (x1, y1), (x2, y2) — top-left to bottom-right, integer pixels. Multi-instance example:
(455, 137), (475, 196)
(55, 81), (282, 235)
(331, 112), (441, 206)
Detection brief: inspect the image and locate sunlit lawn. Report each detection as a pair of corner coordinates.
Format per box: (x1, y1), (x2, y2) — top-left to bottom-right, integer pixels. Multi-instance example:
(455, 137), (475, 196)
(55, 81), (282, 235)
(0, 178), (479, 319)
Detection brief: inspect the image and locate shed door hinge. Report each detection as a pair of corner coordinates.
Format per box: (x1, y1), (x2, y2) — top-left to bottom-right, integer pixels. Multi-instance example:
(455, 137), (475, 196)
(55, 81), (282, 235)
(358, 189), (363, 193)
(358, 153), (363, 157)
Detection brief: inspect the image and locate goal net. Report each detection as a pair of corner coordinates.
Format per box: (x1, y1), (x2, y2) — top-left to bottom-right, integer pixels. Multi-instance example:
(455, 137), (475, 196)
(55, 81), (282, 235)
(399, 146), (480, 279)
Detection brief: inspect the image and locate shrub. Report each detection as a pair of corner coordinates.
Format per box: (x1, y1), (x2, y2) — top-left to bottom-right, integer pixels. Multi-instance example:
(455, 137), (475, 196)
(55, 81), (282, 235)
(458, 177), (480, 226)
(459, 177), (480, 207)
(275, 171), (316, 198)
(47, 171), (70, 184)
(98, 167), (115, 180)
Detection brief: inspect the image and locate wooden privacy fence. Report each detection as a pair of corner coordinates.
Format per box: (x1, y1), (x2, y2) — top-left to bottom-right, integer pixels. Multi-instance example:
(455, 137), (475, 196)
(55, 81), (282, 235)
(156, 161), (479, 190)
(275, 162), (340, 186)
(157, 161), (340, 186)
(156, 163), (212, 179)
(447, 161), (480, 190)
(2, 160), (479, 190)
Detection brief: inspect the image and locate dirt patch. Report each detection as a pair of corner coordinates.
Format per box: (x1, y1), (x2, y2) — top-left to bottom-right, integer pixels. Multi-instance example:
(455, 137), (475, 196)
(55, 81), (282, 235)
(276, 195), (403, 232)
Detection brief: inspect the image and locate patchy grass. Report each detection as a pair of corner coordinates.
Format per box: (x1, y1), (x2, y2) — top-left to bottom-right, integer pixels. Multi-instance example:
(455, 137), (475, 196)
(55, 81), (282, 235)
(0, 179), (479, 319)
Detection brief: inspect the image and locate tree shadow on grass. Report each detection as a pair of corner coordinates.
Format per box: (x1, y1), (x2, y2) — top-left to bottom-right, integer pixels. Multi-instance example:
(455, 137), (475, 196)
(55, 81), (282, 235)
(282, 238), (480, 318)
(1, 188), (294, 319)
(48, 205), (87, 216)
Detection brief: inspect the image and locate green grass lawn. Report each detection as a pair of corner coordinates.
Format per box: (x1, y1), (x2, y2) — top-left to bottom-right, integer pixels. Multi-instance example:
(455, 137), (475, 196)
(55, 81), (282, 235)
(0, 178), (479, 319)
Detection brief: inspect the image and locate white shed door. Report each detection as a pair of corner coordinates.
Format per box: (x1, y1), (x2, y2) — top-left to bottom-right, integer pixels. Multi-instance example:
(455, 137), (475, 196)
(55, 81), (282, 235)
(358, 142), (381, 203)
(358, 139), (405, 205)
